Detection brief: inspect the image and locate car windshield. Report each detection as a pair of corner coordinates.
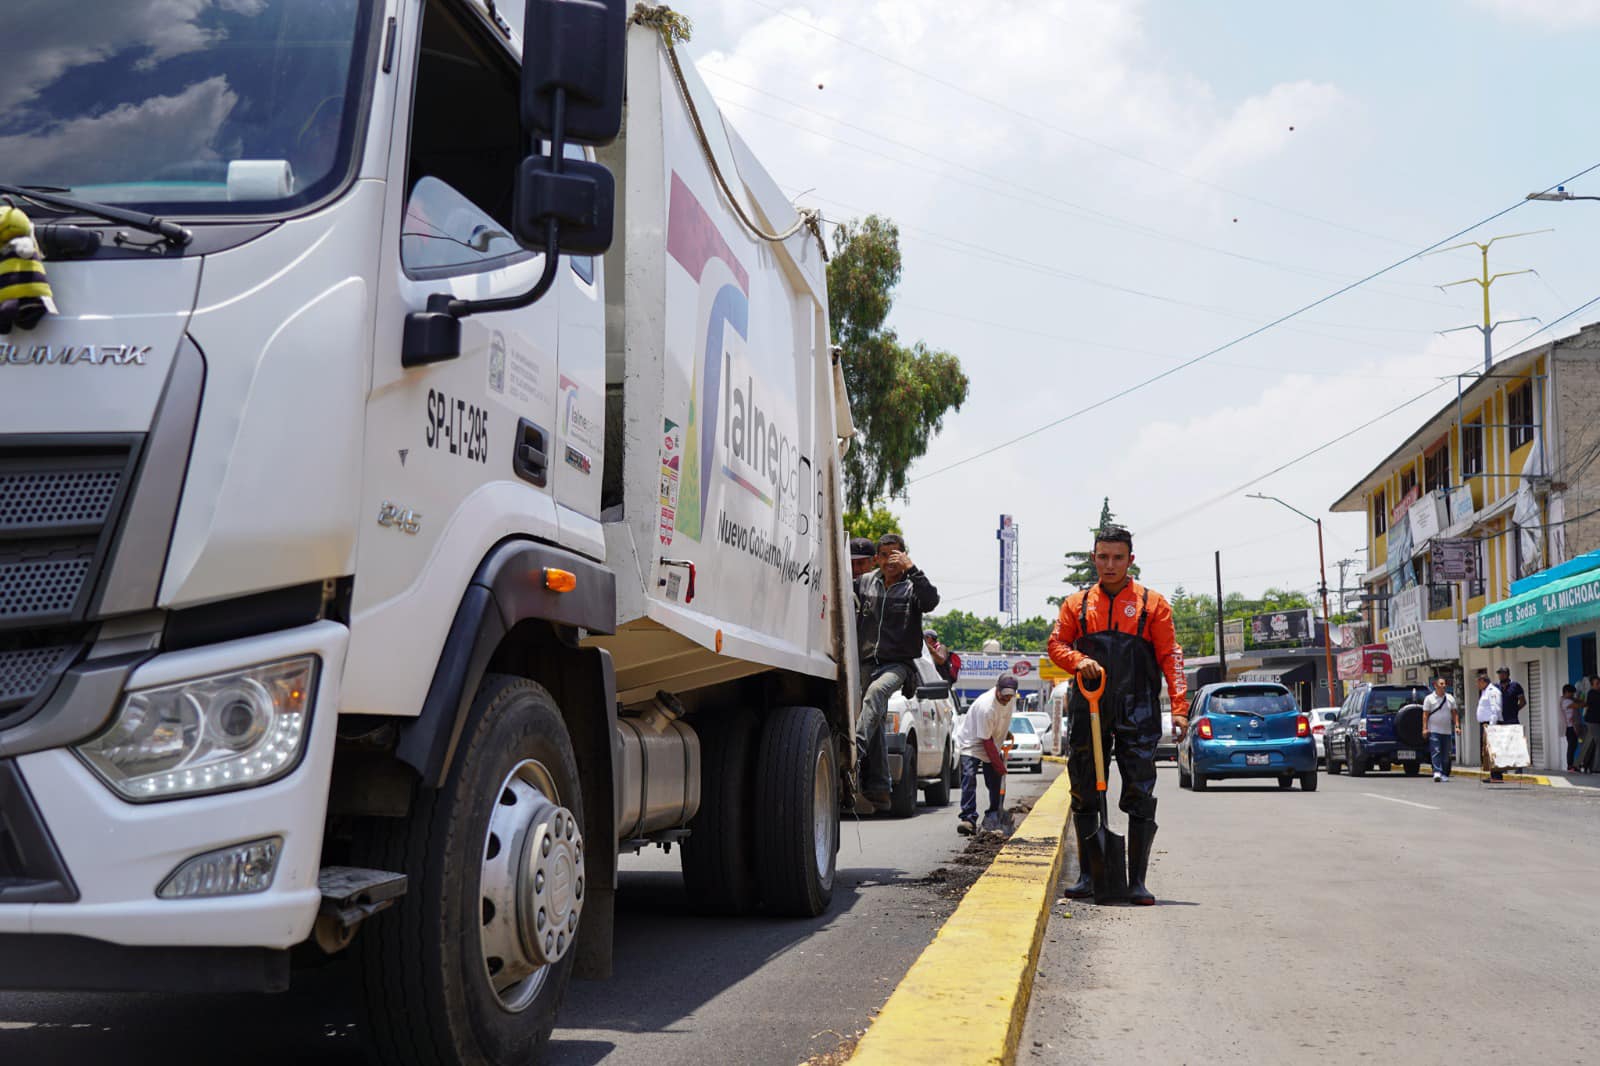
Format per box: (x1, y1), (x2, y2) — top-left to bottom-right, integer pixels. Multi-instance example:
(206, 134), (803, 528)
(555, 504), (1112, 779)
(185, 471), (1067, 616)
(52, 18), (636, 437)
(1010, 717), (1035, 734)
(1209, 689), (1298, 716)
(4, 0), (372, 215)
(1365, 688), (1428, 714)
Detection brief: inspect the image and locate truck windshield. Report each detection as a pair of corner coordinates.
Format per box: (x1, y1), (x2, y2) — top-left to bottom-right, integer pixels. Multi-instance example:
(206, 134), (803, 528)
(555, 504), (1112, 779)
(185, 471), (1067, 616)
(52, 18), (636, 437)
(3, 0), (372, 215)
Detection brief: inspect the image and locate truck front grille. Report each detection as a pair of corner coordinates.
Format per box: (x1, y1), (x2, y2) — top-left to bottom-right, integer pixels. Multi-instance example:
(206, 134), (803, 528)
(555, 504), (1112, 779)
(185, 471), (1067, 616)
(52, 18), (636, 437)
(0, 441), (136, 631)
(0, 644), (77, 714)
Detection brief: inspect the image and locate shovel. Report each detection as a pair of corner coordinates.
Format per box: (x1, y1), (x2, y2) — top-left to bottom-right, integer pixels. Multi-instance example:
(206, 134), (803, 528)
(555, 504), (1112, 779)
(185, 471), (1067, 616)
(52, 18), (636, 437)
(979, 742), (1015, 835)
(1078, 672), (1128, 903)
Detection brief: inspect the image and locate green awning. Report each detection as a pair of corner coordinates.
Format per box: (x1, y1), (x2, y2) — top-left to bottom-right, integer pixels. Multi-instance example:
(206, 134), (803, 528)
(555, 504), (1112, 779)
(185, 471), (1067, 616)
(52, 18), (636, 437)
(1477, 566), (1600, 648)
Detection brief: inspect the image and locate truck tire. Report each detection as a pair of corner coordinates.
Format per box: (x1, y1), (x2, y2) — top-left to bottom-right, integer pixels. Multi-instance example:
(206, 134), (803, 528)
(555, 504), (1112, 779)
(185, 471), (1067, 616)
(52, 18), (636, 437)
(354, 674), (584, 1066)
(889, 732), (918, 818)
(754, 706), (838, 917)
(679, 712), (760, 915)
(923, 741), (952, 807)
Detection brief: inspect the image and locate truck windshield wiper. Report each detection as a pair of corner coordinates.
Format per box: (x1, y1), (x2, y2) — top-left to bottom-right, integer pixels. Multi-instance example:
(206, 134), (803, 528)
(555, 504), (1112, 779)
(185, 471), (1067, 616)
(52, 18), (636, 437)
(0, 183), (192, 248)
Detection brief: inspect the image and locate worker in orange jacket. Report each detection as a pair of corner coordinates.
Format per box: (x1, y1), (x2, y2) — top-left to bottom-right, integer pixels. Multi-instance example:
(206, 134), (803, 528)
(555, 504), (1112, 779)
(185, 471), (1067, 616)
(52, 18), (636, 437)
(1047, 525), (1188, 905)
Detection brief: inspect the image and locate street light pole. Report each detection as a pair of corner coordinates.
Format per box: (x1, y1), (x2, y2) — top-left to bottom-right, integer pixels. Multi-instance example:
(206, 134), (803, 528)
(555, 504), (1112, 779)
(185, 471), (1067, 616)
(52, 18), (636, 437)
(1247, 493), (1339, 708)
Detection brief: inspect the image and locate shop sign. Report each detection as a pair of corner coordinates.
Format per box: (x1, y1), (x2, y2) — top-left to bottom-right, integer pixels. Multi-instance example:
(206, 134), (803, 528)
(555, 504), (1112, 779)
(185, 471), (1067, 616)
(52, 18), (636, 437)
(1449, 484), (1475, 526)
(1477, 566), (1600, 647)
(1431, 538), (1480, 582)
(1408, 490), (1446, 545)
(1222, 617), (1245, 654)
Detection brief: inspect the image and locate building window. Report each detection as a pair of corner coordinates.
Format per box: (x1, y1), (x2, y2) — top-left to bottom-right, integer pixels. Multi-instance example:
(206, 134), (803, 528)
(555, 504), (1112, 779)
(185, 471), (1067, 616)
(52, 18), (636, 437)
(1469, 537), (1486, 598)
(1373, 489), (1387, 535)
(1373, 580), (1390, 630)
(1508, 381), (1534, 450)
(1424, 443), (1450, 493)
(1399, 468), (1417, 497)
(1462, 420), (1484, 476)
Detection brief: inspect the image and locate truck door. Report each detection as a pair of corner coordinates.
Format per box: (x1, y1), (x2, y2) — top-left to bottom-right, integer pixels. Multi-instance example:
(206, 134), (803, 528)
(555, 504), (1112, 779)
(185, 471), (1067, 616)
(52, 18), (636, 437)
(347, 0), (561, 714)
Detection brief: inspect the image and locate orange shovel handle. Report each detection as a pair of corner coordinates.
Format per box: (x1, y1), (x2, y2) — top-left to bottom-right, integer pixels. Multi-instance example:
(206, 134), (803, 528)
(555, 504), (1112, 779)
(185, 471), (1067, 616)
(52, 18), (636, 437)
(1079, 671), (1109, 793)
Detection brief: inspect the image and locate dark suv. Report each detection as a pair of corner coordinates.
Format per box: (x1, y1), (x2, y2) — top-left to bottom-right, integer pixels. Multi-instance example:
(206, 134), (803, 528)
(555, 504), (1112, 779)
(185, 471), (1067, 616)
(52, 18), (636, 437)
(1325, 683), (1430, 777)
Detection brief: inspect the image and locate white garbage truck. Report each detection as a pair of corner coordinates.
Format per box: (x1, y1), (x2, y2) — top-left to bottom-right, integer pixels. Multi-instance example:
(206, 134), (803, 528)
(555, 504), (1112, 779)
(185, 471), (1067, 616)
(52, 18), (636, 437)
(0, 2), (858, 1061)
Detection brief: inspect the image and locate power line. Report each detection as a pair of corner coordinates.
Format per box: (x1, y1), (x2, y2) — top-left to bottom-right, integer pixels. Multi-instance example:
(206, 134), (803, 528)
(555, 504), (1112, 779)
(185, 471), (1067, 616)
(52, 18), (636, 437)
(739, 0), (1423, 248)
(705, 68), (1454, 309)
(903, 158), (1600, 485)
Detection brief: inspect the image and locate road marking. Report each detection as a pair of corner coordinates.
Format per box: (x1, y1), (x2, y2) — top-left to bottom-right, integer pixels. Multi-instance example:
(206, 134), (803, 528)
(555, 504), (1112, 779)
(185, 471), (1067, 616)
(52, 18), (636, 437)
(1362, 792), (1440, 810)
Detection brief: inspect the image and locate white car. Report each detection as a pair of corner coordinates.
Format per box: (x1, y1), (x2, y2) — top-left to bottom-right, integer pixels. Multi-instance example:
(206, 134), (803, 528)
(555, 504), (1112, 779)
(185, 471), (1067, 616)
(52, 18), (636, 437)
(1308, 706), (1340, 762)
(1022, 710), (1055, 753)
(1006, 715), (1045, 774)
(882, 651), (959, 816)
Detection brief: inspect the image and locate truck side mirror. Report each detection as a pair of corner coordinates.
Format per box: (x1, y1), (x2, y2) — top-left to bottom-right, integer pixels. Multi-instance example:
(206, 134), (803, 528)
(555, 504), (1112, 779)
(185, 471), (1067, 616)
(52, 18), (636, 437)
(521, 0), (626, 145)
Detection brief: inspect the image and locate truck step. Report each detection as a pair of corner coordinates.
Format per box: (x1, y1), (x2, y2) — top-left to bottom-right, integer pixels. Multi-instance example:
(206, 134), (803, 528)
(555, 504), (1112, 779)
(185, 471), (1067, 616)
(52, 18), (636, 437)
(317, 865), (408, 927)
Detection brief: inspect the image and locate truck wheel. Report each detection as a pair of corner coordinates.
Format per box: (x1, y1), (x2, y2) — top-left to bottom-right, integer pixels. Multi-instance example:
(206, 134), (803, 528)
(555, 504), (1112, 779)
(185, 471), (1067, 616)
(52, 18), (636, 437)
(923, 741), (953, 807)
(754, 706), (838, 916)
(354, 674), (583, 1066)
(680, 712), (760, 915)
(889, 732), (918, 818)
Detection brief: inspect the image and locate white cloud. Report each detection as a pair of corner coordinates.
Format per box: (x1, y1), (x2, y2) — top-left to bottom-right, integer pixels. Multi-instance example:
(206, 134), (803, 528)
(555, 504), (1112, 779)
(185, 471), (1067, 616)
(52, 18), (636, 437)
(1471, 0), (1600, 27)
(1186, 81), (1347, 180)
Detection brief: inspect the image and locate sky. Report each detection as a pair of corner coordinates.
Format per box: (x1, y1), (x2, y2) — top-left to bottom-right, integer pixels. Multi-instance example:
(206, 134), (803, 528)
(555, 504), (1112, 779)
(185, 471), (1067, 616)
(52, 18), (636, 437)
(683, 0), (1600, 622)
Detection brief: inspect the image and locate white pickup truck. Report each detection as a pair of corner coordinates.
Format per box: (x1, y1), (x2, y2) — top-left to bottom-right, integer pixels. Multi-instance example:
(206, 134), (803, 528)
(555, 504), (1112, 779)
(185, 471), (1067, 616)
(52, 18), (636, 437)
(882, 652), (958, 815)
(0, 3), (858, 1062)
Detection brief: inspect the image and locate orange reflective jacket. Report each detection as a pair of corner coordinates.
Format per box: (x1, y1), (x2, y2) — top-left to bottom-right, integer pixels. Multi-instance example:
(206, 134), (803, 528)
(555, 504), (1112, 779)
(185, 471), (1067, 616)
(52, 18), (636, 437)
(1047, 580), (1189, 717)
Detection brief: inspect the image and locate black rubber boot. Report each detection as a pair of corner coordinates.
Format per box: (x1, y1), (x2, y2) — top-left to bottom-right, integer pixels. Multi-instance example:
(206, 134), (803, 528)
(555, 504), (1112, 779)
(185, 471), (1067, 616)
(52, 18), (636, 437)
(1127, 817), (1157, 906)
(1061, 813), (1100, 899)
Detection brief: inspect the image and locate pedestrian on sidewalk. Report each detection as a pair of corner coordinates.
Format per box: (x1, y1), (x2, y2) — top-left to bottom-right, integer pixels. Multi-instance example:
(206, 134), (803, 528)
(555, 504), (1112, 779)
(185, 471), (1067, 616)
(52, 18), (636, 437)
(1047, 525), (1188, 907)
(1475, 673), (1504, 782)
(1561, 683), (1582, 773)
(1423, 676), (1459, 781)
(954, 674), (1017, 835)
(1580, 675), (1600, 773)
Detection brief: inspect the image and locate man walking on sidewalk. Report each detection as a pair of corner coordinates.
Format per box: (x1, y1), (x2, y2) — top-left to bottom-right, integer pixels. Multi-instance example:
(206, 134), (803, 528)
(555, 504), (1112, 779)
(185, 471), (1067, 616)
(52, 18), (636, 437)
(1476, 672), (1504, 782)
(1423, 676), (1459, 781)
(954, 674), (1018, 835)
(1047, 525), (1187, 906)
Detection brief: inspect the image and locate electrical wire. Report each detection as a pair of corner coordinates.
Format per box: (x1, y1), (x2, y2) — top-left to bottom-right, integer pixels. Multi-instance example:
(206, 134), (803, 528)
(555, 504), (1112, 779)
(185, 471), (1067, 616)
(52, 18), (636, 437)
(904, 159), (1600, 485)
(740, 0), (1424, 248)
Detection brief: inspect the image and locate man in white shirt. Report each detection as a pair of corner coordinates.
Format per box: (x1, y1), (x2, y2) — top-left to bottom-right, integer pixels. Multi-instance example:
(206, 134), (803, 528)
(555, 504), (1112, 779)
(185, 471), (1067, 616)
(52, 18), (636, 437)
(954, 674), (1018, 835)
(1422, 677), (1459, 782)
(1475, 672), (1504, 782)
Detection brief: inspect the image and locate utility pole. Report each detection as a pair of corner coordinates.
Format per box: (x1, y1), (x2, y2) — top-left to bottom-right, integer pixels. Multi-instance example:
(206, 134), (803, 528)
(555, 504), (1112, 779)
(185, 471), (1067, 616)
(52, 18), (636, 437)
(1335, 557), (1360, 613)
(1429, 230), (1549, 371)
(1215, 551), (1226, 676)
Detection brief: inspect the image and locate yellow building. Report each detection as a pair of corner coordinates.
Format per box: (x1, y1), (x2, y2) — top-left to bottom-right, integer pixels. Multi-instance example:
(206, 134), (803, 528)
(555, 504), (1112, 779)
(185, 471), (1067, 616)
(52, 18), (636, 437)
(1329, 323), (1600, 769)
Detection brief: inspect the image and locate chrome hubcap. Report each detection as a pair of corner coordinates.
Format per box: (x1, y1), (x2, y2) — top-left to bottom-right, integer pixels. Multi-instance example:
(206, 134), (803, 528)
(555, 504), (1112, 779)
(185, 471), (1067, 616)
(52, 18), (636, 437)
(812, 745), (837, 882)
(478, 759), (584, 1012)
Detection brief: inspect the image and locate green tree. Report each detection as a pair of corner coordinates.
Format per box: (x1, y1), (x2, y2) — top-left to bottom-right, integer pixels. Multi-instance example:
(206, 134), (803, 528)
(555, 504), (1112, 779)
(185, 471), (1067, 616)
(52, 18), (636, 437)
(1048, 497), (1141, 605)
(922, 611), (1056, 652)
(843, 506), (902, 542)
(999, 615), (1054, 652)
(828, 216), (969, 510)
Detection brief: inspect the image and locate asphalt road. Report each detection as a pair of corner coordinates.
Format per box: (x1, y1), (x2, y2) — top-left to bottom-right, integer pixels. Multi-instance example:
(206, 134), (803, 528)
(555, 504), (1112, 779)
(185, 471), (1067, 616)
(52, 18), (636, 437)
(1021, 763), (1600, 1065)
(0, 765), (1061, 1066)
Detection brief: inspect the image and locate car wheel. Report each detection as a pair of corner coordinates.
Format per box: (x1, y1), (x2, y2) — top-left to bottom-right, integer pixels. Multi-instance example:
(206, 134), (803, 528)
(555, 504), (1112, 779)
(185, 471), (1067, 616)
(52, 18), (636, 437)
(889, 733), (918, 818)
(1403, 761), (1421, 777)
(1300, 768), (1319, 791)
(1178, 762), (1191, 789)
(1031, 761), (1043, 774)
(1192, 766), (1208, 791)
(354, 675), (581, 1066)
(1349, 747), (1367, 777)
(1278, 775), (1294, 790)
(1327, 748), (1341, 774)
(923, 742), (952, 807)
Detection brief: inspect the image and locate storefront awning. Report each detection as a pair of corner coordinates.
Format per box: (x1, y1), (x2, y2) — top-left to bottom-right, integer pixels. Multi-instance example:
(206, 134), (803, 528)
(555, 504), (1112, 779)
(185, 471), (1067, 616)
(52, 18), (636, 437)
(1476, 564), (1600, 648)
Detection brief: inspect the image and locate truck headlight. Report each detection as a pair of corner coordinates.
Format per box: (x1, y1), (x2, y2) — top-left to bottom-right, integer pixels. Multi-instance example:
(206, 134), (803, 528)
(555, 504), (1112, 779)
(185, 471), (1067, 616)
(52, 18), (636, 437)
(77, 657), (317, 801)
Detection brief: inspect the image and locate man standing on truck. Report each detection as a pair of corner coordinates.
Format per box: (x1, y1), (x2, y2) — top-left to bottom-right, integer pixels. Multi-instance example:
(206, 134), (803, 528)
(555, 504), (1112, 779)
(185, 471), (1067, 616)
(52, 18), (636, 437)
(850, 537), (878, 579)
(1048, 526), (1187, 907)
(955, 674), (1018, 834)
(854, 534), (940, 810)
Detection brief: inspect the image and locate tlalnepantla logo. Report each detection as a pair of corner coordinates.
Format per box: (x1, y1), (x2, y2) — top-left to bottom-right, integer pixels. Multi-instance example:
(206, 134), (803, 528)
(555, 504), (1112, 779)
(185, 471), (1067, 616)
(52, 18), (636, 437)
(666, 172), (749, 541)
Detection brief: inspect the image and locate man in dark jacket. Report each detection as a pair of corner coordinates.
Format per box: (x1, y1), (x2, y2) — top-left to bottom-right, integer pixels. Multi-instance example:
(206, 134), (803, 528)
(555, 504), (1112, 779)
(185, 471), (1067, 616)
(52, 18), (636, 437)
(854, 534), (940, 808)
(1496, 666), (1526, 726)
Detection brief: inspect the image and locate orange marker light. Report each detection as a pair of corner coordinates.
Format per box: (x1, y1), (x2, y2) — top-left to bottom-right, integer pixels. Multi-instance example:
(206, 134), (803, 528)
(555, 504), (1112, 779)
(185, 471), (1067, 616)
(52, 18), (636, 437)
(543, 568), (578, 593)
(715, 629), (724, 654)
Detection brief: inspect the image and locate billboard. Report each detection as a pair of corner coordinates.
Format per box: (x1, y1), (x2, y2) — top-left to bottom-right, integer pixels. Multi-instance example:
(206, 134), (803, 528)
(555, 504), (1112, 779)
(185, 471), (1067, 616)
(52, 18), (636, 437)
(997, 514), (1018, 617)
(1222, 617), (1245, 655)
(1250, 608), (1315, 647)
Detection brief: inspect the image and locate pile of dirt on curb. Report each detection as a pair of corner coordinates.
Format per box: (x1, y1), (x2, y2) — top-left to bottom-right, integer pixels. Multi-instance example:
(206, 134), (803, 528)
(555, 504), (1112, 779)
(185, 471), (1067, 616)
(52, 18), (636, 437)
(801, 1028), (865, 1065)
(902, 790), (1049, 902)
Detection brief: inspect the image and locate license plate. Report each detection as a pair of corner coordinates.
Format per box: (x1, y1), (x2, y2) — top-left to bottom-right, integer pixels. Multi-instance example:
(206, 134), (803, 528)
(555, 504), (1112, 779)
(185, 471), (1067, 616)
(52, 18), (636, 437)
(1246, 753), (1270, 766)
(1397, 749), (1416, 761)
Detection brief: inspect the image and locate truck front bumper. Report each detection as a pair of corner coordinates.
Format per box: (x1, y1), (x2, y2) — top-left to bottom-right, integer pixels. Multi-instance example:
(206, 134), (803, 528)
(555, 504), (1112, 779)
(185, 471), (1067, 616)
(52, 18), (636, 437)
(0, 621), (348, 956)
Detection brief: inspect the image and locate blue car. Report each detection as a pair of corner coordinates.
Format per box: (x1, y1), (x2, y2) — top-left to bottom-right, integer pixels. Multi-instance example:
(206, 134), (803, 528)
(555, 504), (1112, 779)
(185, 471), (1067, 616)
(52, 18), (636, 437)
(1178, 682), (1319, 792)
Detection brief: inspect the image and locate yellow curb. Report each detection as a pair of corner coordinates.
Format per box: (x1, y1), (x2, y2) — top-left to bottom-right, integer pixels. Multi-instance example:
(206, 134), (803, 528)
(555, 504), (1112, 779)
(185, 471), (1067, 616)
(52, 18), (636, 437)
(1042, 754), (1068, 764)
(1443, 766), (1553, 786)
(849, 768), (1074, 1066)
